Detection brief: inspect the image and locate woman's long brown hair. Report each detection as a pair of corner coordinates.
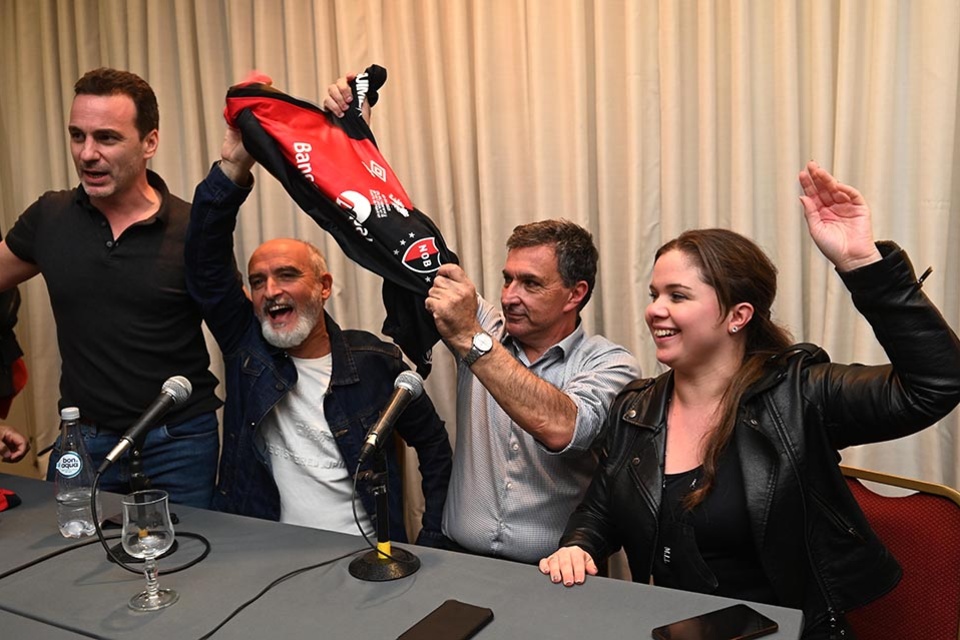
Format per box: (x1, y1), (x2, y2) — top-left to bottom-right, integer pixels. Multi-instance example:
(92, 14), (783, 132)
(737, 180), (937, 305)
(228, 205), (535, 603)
(655, 229), (793, 509)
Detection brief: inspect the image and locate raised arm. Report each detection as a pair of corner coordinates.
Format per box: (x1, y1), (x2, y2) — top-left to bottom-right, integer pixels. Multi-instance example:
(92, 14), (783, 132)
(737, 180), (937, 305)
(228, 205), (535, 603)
(425, 263), (627, 452)
(184, 127), (256, 355)
(798, 161), (960, 446)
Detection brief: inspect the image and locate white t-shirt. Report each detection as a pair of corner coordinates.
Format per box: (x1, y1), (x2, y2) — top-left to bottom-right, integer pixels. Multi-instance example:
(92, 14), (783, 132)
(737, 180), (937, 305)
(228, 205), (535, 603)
(260, 353), (374, 537)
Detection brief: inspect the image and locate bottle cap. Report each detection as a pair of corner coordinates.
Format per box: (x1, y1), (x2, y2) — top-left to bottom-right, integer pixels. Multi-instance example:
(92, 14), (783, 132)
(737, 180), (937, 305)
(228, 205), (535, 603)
(60, 407), (80, 421)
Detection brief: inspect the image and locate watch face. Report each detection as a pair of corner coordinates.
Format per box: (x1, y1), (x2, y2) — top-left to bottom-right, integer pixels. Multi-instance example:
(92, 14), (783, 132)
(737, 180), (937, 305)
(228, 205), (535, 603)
(475, 332), (494, 351)
(465, 332), (494, 365)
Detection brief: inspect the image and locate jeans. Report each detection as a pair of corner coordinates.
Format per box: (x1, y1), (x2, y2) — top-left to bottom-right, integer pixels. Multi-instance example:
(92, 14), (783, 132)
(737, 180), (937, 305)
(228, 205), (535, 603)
(46, 411), (219, 509)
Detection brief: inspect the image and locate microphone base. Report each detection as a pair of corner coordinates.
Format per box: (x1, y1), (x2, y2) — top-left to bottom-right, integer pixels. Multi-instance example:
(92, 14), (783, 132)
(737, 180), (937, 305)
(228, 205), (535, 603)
(108, 539), (179, 565)
(348, 546), (420, 582)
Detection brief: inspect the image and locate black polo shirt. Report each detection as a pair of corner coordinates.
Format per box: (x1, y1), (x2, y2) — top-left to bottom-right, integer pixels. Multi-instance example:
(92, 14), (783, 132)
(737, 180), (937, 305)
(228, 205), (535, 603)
(6, 171), (221, 431)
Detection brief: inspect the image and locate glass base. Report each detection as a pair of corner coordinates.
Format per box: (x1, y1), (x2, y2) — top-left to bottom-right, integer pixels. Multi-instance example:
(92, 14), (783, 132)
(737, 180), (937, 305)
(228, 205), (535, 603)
(128, 588), (179, 612)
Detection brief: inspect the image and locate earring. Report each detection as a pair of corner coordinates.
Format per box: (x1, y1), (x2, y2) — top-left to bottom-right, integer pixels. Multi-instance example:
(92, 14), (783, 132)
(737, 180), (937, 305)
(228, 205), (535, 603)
(730, 326), (739, 334)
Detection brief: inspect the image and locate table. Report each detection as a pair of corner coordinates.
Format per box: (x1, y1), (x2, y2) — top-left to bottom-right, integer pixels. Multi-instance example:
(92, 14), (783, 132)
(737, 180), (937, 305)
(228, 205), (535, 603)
(0, 474), (803, 639)
(0, 609), (90, 638)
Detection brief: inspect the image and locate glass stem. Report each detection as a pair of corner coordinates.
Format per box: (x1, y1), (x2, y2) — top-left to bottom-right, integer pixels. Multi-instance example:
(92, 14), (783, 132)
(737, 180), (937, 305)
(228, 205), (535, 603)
(143, 555), (160, 600)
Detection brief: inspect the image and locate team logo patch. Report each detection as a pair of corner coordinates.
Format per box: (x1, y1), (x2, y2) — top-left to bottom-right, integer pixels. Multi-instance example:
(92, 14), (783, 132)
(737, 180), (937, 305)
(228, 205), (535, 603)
(402, 237), (442, 274)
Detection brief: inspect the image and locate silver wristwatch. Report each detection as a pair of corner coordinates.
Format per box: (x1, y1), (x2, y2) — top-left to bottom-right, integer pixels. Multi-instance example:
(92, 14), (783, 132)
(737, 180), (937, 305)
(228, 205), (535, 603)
(463, 331), (494, 366)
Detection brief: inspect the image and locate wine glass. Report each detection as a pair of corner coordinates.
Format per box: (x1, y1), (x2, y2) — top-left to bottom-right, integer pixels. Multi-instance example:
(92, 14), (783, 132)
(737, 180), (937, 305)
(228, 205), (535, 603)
(121, 489), (179, 611)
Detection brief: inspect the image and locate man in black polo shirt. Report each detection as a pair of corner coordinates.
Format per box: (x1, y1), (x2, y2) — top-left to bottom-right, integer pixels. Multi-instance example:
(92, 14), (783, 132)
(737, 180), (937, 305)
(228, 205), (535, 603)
(0, 68), (221, 507)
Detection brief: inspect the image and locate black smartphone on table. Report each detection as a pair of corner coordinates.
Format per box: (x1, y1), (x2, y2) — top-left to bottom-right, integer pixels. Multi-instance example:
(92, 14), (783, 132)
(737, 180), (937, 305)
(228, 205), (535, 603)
(651, 603), (779, 640)
(397, 599), (494, 640)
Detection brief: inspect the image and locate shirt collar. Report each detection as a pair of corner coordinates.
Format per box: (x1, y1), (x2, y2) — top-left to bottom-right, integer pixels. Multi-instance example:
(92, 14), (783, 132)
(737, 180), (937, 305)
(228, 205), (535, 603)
(504, 319), (585, 366)
(74, 169), (170, 225)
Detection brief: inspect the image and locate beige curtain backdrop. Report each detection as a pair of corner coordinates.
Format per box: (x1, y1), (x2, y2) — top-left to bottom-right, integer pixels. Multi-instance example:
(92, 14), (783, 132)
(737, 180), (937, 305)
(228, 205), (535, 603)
(2, 0), (959, 543)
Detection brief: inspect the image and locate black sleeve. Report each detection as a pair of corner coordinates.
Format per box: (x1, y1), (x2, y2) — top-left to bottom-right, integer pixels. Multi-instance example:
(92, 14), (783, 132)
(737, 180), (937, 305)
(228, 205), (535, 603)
(0, 229), (24, 397)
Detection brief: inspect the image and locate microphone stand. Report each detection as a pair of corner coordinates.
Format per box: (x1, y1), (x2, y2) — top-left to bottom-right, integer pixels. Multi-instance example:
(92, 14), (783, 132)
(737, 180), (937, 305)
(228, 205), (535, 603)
(106, 434), (178, 564)
(128, 442), (152, 493)
(348, 449), (420, 581)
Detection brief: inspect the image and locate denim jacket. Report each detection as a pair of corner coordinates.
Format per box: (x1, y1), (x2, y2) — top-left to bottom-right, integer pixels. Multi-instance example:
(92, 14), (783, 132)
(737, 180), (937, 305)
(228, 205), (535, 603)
(185, 165), (452, 545)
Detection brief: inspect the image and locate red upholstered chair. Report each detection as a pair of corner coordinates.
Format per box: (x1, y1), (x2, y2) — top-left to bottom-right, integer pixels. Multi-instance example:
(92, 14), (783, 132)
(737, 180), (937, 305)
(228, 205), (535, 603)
(840, 465), (960, 640)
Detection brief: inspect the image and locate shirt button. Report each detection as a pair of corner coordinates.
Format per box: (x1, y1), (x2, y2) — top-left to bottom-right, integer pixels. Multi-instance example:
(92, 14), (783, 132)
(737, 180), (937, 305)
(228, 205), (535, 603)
(105, 240), (114, 248)
(506, 482), (513, 490)
(626, 409), (637, 419)
(511, 443), (519, 451)
(632, 457), (640, 465)
(275, 383), (284, 390)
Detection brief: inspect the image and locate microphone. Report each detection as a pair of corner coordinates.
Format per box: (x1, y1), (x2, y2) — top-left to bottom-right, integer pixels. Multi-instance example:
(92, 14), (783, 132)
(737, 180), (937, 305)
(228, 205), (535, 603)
(98, 376), (193, 474)
(357, 371), (423, 465)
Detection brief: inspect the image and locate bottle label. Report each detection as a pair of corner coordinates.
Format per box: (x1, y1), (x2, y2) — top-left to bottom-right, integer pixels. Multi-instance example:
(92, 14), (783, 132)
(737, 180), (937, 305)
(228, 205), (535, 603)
(56, 451), (83, 478)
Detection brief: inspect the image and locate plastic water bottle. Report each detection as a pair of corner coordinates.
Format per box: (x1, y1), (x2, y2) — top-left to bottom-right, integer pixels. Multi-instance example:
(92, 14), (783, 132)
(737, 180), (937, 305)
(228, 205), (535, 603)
(53, 407), (100, 538)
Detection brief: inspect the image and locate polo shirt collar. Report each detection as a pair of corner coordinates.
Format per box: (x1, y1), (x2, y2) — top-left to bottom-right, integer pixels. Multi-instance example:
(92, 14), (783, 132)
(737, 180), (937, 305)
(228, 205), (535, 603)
(74, 169), (171, 225)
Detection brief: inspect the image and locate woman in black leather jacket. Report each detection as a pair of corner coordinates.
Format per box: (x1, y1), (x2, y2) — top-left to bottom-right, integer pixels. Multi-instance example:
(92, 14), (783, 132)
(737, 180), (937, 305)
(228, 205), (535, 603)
(538, 161), (960, 639)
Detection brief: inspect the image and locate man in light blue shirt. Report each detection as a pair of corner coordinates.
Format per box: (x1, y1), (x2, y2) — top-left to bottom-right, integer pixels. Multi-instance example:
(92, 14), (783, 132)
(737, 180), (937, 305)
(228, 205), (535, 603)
(426, 220), (640, 563)
(324, 80), (640, 564)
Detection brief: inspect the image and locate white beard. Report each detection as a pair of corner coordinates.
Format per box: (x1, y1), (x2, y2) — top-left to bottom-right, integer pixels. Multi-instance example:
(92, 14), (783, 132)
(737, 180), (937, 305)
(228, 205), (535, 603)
(258, 293), (323, 349)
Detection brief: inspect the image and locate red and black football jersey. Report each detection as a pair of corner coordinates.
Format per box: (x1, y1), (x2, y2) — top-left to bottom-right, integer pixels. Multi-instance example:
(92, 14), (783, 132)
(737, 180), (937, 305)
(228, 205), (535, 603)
(225, 65), (458, 376)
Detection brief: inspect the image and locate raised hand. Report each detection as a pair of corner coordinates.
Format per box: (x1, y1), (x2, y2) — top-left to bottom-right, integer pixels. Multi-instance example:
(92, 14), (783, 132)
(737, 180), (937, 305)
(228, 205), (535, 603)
(425, 264), (481, 354)
(798, 161), (881, 272)
(219, 126), (255, 184)
(322, 73), (356, 118)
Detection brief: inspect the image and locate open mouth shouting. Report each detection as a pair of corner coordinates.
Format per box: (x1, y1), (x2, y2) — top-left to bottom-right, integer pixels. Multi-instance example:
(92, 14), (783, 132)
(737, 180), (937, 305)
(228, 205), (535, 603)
(263, 298), (296, 328)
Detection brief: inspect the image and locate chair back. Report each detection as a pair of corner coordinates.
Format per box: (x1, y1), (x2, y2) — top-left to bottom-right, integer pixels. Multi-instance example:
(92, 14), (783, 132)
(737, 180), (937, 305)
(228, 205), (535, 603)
(841, 465), (960, 640)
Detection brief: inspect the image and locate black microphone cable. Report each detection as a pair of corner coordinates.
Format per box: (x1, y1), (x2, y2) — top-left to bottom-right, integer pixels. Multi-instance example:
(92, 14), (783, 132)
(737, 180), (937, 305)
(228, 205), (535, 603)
(0, 472), (211, 583)
(90, 470), (211, 576)
(0, 532), (119, 582)
(195, 442), (412, 636)
(0, 506), (368, 640)
(0, 476), (368, 640)
(195, 545), (366, 639)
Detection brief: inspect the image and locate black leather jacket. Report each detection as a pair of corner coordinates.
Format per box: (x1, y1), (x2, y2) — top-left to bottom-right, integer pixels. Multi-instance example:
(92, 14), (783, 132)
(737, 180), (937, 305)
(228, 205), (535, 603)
(561, 243), (960, 635)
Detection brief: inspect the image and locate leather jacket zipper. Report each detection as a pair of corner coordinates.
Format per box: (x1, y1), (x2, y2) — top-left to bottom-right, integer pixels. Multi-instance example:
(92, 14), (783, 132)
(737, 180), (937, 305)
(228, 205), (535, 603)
(763, 397), (842, 633)
(810, 488), (866, 542)
(625, 436), (663, 581)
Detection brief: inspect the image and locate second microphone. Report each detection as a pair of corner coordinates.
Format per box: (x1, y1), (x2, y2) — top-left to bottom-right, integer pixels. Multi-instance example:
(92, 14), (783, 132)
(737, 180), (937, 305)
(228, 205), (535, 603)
(358, 371), (423, 465)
